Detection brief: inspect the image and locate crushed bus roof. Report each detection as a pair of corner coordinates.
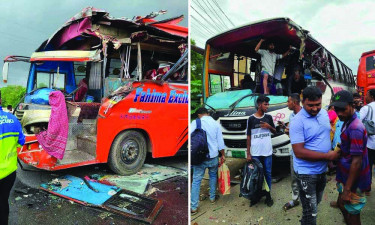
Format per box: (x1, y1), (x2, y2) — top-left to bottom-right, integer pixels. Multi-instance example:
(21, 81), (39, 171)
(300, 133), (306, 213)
(206, 17), (322, 57)
(36, 7), (187, 52)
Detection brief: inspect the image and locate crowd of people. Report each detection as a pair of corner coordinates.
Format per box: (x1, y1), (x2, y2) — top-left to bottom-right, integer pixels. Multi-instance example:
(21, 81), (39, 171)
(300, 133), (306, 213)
(191, 86), (374, 225)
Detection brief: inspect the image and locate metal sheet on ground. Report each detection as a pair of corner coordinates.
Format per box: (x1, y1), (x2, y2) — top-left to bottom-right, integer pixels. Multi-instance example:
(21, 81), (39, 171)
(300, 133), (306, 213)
(103, 189), (163, 224)
(40, 175), (120, 205)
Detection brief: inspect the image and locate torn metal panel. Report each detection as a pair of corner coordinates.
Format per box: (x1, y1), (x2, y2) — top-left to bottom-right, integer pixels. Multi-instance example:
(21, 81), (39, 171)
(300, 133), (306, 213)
(98, 164), (188, 185)
(41, 175), (163, 224)
(98, 176), (150, 195)
(40, 175), (120, 205)
(91, 24), (132, 40)
(104, 78), (133, 98)
(51, 17), (97, 49)
(40, 7), (187, 52)
(102, 189), (163, 224)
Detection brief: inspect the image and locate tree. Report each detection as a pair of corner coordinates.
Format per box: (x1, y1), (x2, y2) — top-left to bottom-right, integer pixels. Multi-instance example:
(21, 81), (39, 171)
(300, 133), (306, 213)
(1, 85), (26, 108)
(191, 39), (204, 116)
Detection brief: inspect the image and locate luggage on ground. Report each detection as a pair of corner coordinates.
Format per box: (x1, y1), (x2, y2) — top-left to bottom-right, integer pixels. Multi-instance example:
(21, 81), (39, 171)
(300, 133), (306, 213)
(239, 158), (264, 203)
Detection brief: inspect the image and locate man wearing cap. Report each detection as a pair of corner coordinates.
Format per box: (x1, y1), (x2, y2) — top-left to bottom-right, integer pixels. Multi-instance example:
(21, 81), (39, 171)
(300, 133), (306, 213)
(255, 39), (292, 94)
(331, 90), (370, 225)
(246, 95), (276, 206)
(289, 86), (340, 225)
(0, 92), (25, 225)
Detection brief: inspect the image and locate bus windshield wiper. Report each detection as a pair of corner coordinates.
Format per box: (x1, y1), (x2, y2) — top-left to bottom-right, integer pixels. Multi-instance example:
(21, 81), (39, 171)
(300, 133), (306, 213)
(203, 102), (217, 114)
(227, 93), (260, 116)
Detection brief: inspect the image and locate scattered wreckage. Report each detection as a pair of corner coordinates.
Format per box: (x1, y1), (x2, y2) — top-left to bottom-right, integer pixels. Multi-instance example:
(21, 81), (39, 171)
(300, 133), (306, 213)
(3, 7), (188, 175)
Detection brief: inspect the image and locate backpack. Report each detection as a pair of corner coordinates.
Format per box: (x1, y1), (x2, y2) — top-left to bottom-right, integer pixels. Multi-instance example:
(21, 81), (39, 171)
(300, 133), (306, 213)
(239, 158), (264, 202)
(363, 105), (375, 136)
(190, 118), (209, 165)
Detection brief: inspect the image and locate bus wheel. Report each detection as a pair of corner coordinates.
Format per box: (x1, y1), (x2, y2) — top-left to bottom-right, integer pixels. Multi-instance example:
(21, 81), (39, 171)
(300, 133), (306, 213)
(108, 130), (147, 175)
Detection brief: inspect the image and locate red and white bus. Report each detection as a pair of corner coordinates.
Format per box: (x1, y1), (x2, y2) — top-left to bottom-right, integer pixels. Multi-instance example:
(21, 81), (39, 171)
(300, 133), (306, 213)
(3, 7), (188, 175)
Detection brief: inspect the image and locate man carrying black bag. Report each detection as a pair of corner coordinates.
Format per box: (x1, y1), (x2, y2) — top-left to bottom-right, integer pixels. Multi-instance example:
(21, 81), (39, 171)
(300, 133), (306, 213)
(190, 107), (226, 215)
(246, 95), (276, 207)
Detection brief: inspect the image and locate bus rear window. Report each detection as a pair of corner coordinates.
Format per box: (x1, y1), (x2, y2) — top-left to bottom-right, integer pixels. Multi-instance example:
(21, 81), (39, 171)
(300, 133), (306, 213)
(366, 56), (375, 71)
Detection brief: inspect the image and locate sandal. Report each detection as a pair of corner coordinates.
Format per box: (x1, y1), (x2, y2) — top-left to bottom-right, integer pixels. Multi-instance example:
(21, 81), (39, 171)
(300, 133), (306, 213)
(191, 208), (198, 216)
(283, 200), (299, 211)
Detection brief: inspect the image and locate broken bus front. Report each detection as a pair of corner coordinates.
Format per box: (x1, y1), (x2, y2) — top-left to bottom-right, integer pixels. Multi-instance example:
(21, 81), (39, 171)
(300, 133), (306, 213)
(3, 7), (188, 175)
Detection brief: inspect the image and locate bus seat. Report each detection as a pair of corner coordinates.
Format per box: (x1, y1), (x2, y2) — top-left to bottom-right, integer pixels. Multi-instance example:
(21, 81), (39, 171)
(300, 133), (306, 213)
(75, 102), (101, 123)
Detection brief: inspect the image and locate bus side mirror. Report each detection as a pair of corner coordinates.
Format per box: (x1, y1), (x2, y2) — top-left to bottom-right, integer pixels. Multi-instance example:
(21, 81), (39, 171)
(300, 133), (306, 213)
(2, 62), (9, 83)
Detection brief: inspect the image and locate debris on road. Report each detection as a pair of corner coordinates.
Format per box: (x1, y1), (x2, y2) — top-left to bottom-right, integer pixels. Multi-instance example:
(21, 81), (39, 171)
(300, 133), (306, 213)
(15, 187), (30, 194)
(102, 189), (163, 224)
(213, 206), (223, 211)
(87, 164), (187, 195)
(41, 175), (121, 205)
(40, 175), (164, 223)
(95, 176), (150, 194)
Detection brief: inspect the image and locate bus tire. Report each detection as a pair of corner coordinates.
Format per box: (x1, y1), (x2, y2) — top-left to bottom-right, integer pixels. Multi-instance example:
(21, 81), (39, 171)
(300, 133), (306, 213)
(108, 130), (147, 175)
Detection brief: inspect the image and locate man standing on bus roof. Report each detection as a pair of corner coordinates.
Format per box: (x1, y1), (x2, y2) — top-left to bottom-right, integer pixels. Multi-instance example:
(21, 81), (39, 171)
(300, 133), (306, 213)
(330, 90), (370, 225)
(0, 92), (25, 225)
(255, 39), (292, 94)
(289, 86), (340, 225)
(190, 107), (226, 215)
(246, 95), (276, 206)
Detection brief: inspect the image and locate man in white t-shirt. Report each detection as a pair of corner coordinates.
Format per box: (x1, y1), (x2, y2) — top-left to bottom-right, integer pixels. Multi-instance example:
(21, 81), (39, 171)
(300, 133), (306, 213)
(246, 95), (276, 206)
(255, 39), (292, 94)
(359, 88), (375, 183)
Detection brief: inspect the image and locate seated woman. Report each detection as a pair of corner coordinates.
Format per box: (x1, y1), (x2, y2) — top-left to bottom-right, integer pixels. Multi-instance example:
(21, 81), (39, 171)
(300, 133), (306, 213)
(288, 67), (306, 95)
(74, 78), (88, 102)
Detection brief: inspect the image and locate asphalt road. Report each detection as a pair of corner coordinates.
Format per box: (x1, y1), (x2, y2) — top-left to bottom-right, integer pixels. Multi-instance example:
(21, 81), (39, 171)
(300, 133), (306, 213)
(9, 154), (188, 225)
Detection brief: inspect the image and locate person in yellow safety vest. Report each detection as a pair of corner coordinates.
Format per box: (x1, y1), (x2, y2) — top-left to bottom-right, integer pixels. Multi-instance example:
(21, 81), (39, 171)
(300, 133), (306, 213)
(0, 93), (25, 225)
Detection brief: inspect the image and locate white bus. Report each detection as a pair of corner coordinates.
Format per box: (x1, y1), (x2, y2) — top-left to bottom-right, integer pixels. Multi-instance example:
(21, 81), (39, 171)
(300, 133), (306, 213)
(200, 18), (355, 159)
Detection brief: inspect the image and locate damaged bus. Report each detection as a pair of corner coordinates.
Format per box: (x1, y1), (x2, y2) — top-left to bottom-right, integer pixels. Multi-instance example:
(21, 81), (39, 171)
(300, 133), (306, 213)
(201, 18), (355, 160)
(357, 49), (375, 103)
(3, 7), (188, 175)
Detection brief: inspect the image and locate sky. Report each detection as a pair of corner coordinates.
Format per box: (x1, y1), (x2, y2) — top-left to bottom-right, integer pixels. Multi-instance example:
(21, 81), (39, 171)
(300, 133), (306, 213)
(191, 0), (375, 75)
(0, 0), (188, 87)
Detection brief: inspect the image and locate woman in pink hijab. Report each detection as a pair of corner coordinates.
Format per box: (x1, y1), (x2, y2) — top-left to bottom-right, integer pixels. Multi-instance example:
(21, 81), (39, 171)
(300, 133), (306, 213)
(328, 105), (338, 141)
(36, 91), (68, 159)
